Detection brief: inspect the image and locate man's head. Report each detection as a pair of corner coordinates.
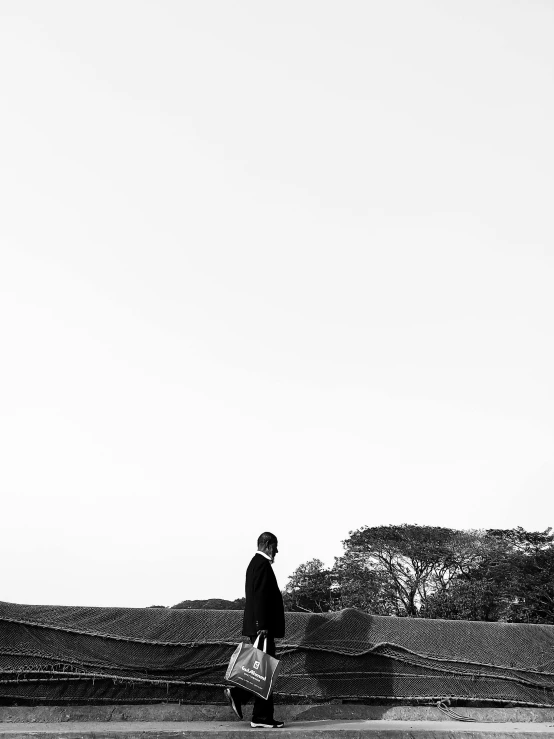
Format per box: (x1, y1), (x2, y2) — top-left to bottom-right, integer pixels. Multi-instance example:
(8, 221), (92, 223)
(257, 531), (278, 561)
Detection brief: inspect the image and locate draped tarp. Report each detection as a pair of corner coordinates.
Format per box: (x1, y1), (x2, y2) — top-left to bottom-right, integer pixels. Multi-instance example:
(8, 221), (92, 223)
(1, 601), (554, 706)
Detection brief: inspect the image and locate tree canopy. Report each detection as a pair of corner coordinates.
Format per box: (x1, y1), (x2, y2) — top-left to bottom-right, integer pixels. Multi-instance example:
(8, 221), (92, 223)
(283, 524), (554, 623)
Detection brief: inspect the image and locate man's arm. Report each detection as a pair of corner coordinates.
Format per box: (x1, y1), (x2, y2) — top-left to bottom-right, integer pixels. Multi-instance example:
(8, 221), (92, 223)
(252, 561), (272, 635)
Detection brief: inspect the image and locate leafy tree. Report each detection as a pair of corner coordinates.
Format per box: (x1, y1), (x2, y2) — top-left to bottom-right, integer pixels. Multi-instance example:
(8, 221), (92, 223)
(420, 579), (502, 621)
(486, 526), (554, 555)
(342, 524), (483, 616)
(478, 528), (554, 623)
(421, 528), (554, 624)
(284, 559), (335, 612)
(332, 550), (396, 614)
(503, 547), (554, 623)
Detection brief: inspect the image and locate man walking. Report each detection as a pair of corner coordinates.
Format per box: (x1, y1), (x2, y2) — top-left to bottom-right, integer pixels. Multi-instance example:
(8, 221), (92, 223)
(225, 532), (285, 728)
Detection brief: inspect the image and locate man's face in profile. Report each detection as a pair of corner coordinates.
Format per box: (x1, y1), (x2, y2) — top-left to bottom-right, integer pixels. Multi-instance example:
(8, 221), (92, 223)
(268, 540), (278, 561)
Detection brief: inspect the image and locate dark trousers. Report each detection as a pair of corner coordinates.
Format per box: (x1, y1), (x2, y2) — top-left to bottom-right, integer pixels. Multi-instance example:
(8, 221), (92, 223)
(230, 635), (276, 722)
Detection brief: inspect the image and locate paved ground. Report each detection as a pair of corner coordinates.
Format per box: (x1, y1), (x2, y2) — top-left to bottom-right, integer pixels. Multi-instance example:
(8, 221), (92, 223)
(1, 721), (554, 739)
(3, 707), (554, 725)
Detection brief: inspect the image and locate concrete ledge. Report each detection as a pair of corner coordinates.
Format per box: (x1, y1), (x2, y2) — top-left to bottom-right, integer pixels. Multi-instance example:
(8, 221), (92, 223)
(2, 706), (554, 724)
(1, 720), (554, 739)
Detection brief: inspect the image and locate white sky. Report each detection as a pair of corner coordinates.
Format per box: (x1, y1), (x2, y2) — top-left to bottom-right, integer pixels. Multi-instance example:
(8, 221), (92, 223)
(1, 1), (553, 609)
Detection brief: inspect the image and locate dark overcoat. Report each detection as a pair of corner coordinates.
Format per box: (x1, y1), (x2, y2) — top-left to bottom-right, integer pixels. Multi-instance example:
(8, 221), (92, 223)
(242, 552), (285, 638)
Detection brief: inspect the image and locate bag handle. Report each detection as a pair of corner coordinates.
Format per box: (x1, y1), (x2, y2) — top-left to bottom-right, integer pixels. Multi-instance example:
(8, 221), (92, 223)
(253, 634), (268, 652)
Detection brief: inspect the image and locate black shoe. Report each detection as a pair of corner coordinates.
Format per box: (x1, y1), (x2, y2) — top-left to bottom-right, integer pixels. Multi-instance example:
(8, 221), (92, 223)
(224, 688), (242, 720)
(251, 720), (284, 728)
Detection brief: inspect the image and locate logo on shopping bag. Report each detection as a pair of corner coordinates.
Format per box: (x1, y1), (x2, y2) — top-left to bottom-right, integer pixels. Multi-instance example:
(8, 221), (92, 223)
(253, 661), (260, 669)
(241, 666), (266, 681)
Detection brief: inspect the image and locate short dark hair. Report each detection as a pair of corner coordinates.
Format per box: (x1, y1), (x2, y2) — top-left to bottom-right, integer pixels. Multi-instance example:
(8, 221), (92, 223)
(257, 531), (277, 549)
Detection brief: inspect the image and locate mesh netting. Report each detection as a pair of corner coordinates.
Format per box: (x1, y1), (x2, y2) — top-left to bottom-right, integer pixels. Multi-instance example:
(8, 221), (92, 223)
(1, 601), (553, 706)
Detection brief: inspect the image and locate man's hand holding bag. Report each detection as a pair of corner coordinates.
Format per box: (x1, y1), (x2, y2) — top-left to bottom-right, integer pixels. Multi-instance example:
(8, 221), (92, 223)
(225, 635), (280, 700)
